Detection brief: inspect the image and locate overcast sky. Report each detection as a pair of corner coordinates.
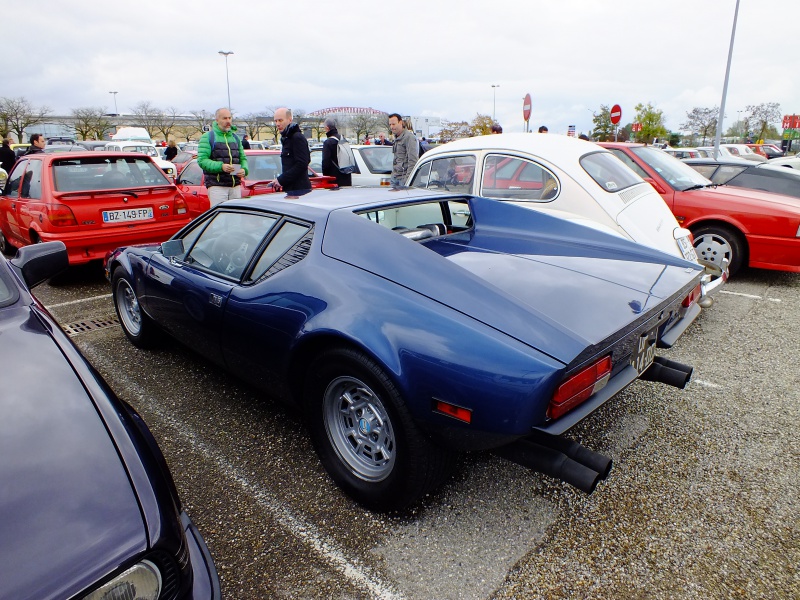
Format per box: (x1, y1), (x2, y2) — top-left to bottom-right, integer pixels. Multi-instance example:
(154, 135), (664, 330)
(8, 0), (796, 136)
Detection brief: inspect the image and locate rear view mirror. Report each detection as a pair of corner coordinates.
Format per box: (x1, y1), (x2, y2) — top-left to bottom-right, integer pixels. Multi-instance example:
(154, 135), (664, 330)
(10, 241), (69, 288)
(161, 239), (185, 258)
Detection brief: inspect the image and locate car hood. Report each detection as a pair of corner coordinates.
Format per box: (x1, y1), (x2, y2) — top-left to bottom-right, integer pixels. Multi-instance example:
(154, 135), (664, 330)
(324, 197), (700, 364)
(702, 184), (800, 210)
(0, 304), (146, 600)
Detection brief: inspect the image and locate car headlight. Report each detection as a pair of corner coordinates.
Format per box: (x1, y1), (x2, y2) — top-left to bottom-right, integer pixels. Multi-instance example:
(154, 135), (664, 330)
(82, 560), (161, 600)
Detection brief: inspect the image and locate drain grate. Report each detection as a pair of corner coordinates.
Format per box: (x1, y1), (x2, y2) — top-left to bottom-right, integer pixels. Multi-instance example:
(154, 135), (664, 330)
(62, 314), (119, 337)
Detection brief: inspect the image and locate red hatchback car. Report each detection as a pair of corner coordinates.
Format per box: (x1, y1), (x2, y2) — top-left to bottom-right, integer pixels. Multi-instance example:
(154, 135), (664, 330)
(601, 142), (800, 276)
(0, 152), (191, 264)
(175, 150), (337, 219)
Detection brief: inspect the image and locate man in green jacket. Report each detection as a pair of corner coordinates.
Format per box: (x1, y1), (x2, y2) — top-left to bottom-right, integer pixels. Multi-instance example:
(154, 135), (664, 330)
(198, 108), (249, 206)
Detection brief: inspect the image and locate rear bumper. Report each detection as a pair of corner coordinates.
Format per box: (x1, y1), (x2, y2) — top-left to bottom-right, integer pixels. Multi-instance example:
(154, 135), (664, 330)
(182, 512), (221, 600)
(38, 222), (188, 264)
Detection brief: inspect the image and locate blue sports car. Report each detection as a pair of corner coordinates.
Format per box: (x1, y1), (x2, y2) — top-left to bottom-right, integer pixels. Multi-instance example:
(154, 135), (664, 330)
(107, 188), (704, 511)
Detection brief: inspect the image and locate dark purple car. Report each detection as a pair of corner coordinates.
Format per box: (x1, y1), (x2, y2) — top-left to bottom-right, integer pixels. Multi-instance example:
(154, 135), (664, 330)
(0, 242), (220, 600)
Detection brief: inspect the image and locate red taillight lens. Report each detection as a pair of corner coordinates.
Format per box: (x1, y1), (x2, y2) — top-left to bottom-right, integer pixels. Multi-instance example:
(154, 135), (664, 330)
(548, 356), (612, 420)
(682, 284), (702, 308)
(433, 400), (472, 424)
(47, 203), (78, 227)
(174, 194), (188, 215)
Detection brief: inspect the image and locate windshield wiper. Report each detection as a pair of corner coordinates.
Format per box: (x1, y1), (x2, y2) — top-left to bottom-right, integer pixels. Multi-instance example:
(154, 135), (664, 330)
(683, 184), (712, 191)
(58, 189), (140, 198)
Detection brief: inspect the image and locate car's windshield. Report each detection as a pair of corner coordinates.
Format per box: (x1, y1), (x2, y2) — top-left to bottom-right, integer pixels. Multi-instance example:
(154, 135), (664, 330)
(630, 146), (711, 191)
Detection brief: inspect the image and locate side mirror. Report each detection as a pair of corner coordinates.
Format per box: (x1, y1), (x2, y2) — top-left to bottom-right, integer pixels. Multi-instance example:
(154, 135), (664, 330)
(160, 239), (185, 258)
(644, 177), (666, 195)
(9, 241), (69, 288)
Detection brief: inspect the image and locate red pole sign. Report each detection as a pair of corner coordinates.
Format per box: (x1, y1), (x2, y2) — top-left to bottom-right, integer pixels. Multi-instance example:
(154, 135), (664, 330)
(523, 93), (532, 122)
(610, 104), (622, 125)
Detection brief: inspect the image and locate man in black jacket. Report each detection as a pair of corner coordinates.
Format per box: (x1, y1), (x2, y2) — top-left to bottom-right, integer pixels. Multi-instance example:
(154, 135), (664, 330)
(321, 117), (352, 187)
(25, 134), (46, 155)
(270, 107), (310, 192)
(0, 139), (16, 173)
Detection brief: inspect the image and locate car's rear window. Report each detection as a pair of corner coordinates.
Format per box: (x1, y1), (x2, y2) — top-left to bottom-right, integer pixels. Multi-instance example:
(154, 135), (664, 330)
(52, 156), (171, 191)
(358, 147), (393, 174)
(247, 154), (281, 181)
(580, 151), (643, 193)
(0, 265), (20, 307)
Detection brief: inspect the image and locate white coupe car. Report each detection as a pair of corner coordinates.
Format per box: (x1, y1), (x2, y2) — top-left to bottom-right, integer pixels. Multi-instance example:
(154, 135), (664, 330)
(310, 144), (393, 186)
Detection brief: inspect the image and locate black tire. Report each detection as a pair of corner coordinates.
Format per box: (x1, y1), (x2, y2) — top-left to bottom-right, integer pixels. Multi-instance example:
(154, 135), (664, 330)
(112, 269), (160, 348)
(691, 223), (746, 277)
(0, 231), (14, 255)
(303, 347), (457, 512)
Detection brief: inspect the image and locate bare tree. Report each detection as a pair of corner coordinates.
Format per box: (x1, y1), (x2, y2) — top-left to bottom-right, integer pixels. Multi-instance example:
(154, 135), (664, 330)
(0, 97), (51, 142)
(262, 107), (280, 144)
(681, 107), (718, 146)
(153, 106), (181, 142)
(130, 101), (162, 138)
(69, 107), (115, 140)
(185, 110), (213, 141)
(745, 102), (781, 142)
(238, 112), (266, 140)
(348, 113), (374, 143)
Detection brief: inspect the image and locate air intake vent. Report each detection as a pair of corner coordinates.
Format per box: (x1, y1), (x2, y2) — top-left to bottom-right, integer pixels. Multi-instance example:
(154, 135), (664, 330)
(618, 183), (648, 204)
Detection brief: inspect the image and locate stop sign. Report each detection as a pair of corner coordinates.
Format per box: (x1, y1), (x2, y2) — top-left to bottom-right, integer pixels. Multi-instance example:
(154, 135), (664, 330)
(610, 104), (622, 125)
(523, 93), (532, 121)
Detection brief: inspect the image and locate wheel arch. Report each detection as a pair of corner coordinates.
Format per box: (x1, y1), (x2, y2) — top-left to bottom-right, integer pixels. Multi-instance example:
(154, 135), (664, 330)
(688, 218), (749, 253)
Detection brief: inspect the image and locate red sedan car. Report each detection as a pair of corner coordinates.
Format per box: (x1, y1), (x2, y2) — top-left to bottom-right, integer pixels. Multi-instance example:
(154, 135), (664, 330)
(600, 142), (800, 276)
(0, 152), (191, 264)
(175, 150), (337, 219)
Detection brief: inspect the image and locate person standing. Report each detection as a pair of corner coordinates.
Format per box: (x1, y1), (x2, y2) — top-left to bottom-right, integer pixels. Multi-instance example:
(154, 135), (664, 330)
(388, 113), (418, 186)
(164, 140), (178, 161)
(197, 107), (249, 206)
(538, 125), (548, 133)
(242, 134), (251, 149)
(321, 117), (352, 187)
(0, 139), (16, 173)
(375, 132), (391, 146)
(270, 107), (310, 192)
(25, 134), (46, 155)
(491, 124), (503, 134)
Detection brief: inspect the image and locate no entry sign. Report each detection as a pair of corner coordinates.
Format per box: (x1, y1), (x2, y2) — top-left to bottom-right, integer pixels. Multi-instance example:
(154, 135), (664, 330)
(523, 94), (532, 122)
(610, 104), (622, 125)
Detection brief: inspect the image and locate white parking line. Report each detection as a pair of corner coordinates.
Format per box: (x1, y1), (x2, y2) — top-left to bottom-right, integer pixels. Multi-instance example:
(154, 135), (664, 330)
(718, 290), (781, 302)
(47, 293), (112, 309)
(79, 346), (404, 600)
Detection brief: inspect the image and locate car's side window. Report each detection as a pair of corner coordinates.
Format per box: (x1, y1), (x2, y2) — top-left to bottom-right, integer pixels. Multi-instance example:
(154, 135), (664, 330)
(409, 161), (431, 188)
(481, 154), (559, 202)
(359, 199), (471, 237)
(4, 161), (26, 198)
(248, 155), (280, 182)
(21, 160), (42, 199)
(179, 161), (204, 186)
(248, 221), (311, 282)
(186, 211), (278, 279)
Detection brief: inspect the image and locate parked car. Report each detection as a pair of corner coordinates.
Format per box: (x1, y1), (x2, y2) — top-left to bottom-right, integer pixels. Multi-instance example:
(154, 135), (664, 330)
(171, 150), (198, 175)
(766, 153), (800, 170)
(600, 142), (800, 276)
(310, 144), (393, 186)
(175, 150), (336, 219)
(76, 140), (113, 151)
(747, 143), (785, 159)
(11, 143), (30, 158)
(0, 241), (220, 600)
(721, 143), (767, 163)
(183, 142), (200, 153)
(405, 134), (700, 264)
(107, 188), (704, 511)
(695, 146), (751, 162)
(684, 158), (800, 199)
(104, 141), (177, 179)
(0, 151), (191, 263)
(664, 148), (702, 159)
(44, 144), (88, 153)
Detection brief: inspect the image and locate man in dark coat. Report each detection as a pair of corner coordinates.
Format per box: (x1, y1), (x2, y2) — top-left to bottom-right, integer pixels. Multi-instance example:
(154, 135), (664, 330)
(0, 139), (16, 173)
(270, 107), (311, 192)
(25, 133), (46, 155)
(321, 117), (352, 187)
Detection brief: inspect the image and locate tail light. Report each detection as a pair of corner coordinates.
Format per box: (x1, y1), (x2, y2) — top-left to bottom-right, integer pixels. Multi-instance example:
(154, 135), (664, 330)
(173, 194), (188, 215)
(682, 283), (702, 307)
(547, 356), (612, 420)
(47, 203), (78, 227)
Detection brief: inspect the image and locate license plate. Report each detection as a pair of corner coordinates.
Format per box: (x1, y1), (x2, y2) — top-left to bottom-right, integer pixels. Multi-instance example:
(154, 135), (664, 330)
(677, 235), (698, 262)
(102, 207), (153, 223)
(631, 326), (658, 374)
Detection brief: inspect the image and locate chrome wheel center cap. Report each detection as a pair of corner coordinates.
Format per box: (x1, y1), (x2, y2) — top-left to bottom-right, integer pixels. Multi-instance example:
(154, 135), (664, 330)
(358, 418), (371, 435)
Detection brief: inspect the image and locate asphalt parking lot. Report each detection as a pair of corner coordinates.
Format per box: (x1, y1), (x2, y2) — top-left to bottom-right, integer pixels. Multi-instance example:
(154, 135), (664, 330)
(33, 264), (799, 600)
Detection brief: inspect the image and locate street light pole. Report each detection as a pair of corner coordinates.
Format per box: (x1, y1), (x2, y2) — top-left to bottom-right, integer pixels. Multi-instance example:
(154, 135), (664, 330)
(109, 91), (118, 115)
(491, 85), (500, 121)
(218, 51), (234, 108)
(713, 0), (740, 159)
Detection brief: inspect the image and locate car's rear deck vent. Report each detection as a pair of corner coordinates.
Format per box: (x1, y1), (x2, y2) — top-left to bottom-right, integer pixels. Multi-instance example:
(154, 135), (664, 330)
(62, 314), (119, 337)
